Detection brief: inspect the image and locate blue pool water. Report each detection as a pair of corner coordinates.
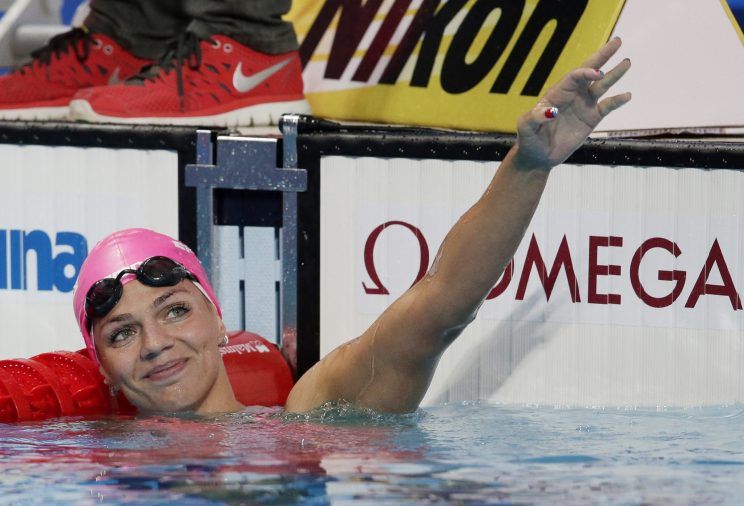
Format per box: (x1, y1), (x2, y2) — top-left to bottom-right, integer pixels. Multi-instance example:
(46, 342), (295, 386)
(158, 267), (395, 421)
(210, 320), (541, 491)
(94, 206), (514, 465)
(1, 403), (744, 504)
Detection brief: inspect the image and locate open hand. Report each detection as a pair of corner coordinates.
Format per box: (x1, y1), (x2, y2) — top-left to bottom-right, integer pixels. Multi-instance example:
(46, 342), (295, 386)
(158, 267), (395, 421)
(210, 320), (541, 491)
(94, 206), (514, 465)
(513, 37), (632, 169)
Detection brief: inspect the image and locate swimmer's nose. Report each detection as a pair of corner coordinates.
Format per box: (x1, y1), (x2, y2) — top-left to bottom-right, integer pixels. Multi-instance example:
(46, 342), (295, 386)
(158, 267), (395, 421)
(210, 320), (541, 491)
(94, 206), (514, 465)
(139, 324), (175, 361)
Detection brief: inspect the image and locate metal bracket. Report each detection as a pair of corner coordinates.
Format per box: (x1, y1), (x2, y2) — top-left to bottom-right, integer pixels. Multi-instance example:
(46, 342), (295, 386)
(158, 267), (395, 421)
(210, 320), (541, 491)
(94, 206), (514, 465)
(185, 131), (308, 272)
(185, 120), (306, 371)
(193, 130), (215, 282)
(278, 114), (302, 372)
(186, 137), (307, 192)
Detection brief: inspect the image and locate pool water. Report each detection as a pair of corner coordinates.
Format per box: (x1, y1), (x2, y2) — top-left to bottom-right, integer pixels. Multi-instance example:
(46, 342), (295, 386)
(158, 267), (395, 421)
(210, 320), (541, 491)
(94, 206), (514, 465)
(1, 403), (744, 504)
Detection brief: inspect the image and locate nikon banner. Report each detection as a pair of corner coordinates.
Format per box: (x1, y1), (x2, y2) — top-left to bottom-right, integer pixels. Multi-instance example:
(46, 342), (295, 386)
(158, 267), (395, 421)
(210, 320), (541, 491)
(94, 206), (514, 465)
(288, 0), (625, 132)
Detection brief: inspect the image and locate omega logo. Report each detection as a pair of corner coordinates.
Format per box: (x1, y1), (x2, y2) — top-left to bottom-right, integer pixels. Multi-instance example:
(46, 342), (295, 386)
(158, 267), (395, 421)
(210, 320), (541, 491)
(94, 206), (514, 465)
(362, 221), (743, 311)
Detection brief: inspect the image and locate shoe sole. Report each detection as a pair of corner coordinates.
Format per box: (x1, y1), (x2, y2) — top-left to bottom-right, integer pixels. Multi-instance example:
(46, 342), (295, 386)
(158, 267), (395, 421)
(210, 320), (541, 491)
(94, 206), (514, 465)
(0, 106), (69, 121)
(69, 99), (312, 127)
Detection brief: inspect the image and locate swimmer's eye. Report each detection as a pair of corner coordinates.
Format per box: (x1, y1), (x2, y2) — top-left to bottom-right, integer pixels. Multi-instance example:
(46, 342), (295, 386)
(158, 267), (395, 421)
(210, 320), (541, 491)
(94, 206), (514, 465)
(165, 303), (190, 320)
(108, 325), (136, 346)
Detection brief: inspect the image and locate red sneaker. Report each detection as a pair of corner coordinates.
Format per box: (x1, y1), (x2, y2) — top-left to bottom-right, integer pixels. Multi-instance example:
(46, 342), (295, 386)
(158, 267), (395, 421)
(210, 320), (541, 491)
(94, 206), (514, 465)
(0, 28), (151, 121)
(69, 33), (311, 127)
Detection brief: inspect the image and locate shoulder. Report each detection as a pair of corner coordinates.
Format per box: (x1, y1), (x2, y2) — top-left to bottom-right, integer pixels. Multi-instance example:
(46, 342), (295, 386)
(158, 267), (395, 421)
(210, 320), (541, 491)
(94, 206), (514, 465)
(284, 340), (362, 413)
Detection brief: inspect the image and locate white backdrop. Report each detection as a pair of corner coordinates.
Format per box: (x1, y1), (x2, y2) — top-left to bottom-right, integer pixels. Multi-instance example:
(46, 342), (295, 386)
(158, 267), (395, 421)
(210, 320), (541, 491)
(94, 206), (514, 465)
(598, 0), (744, 134)
(320, 156), (744, 407)
(0, 144), (179, 358)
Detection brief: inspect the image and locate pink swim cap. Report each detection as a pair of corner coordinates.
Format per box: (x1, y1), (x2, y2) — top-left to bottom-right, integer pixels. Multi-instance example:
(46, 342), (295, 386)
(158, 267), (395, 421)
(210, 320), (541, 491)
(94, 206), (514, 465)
(73, 228), (221, 365)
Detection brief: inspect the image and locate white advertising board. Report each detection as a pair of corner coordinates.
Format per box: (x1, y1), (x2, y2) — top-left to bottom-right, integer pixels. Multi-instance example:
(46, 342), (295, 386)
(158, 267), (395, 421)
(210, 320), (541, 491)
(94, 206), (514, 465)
(321, 156), (744, 407)
(598, 0), (744, 135)
(0, 144), (178, 359)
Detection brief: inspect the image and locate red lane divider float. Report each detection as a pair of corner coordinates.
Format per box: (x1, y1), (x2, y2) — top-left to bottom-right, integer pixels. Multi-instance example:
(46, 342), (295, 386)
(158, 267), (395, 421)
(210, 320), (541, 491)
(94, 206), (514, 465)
(0, 331), (294, 423)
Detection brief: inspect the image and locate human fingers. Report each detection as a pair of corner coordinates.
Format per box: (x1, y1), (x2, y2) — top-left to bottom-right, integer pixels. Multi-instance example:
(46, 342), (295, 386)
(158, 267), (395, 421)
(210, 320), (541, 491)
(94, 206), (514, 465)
(517, 104), (559, 137)
(590, 58), (631, 99)
(581, 36), (622, 69)
(560, 67), (607, 92)
(597, 92), (632, 118)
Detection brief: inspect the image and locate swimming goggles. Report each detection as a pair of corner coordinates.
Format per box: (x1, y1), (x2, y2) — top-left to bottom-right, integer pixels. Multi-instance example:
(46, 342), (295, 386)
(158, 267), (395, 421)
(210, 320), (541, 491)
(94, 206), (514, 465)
(85, 256), (197, 320)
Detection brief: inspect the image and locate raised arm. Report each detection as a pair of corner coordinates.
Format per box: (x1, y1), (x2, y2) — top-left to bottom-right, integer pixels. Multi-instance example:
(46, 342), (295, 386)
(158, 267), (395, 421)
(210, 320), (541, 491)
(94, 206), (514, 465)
(285, 38), (632, 413)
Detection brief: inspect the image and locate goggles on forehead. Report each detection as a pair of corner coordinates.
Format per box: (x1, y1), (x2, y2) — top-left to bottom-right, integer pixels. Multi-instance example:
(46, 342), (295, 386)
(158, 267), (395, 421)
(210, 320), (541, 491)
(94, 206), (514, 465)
(84, 256), (197, 321)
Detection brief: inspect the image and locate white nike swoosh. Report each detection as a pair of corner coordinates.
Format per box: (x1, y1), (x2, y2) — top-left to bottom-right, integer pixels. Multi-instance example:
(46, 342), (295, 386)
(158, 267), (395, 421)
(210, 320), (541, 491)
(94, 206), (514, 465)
(232, 58), (293, 94)
(108, 67), (122, 85)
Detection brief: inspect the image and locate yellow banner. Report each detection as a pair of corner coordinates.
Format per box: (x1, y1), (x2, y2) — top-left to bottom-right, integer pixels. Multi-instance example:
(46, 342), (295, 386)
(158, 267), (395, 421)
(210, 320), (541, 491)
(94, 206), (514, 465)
(288, 0), (626, 133)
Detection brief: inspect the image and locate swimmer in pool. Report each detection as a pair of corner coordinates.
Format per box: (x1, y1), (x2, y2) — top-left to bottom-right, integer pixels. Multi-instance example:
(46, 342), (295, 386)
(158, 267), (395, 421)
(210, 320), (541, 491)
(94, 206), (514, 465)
(73, 38), (631, 414)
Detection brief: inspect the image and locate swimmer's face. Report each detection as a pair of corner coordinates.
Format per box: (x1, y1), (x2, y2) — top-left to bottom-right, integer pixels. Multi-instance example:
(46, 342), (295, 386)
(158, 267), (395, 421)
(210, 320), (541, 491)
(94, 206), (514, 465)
(90, 279), (238, 414)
